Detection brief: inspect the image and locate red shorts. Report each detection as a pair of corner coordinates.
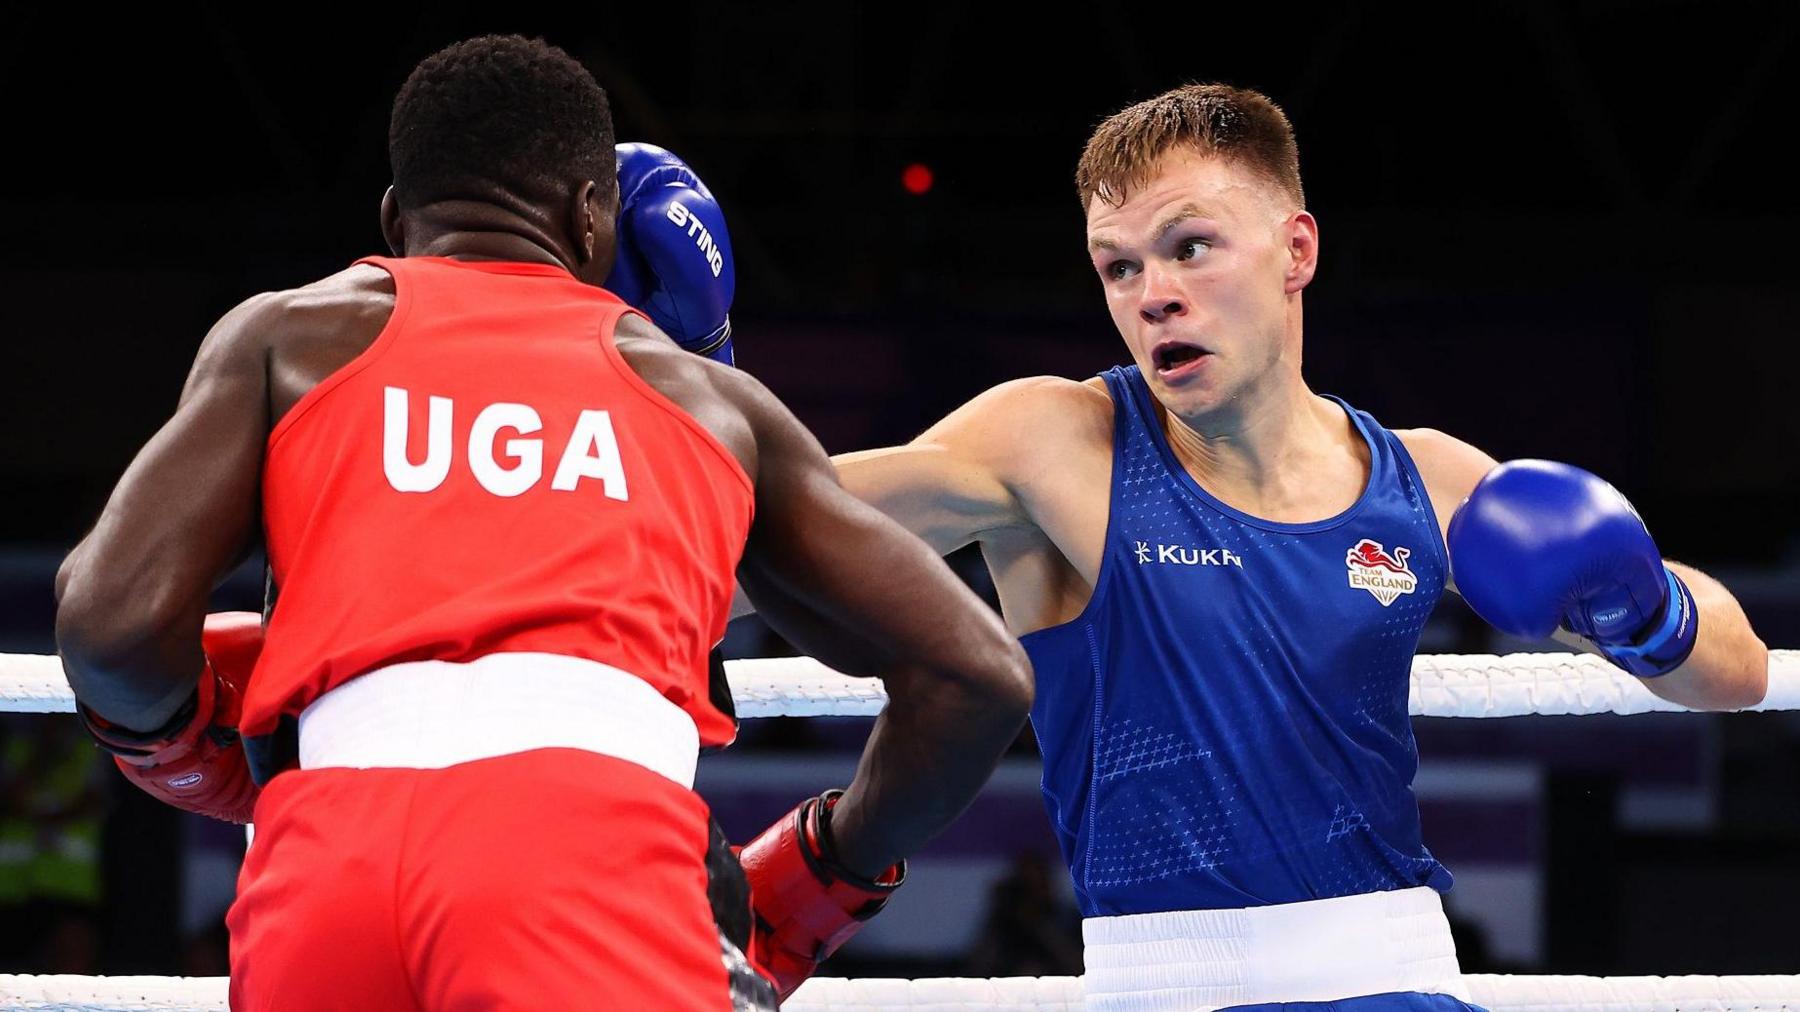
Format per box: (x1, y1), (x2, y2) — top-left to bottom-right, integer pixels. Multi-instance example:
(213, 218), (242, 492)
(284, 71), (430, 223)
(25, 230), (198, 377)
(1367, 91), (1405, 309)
(227, 749), (739, 1011)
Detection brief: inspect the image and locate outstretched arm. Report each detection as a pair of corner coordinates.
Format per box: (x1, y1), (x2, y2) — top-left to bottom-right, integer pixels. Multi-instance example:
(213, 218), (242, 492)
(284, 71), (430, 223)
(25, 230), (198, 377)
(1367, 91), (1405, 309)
(57, 295), (275, 731)
(1402, 428), (1767, 711)
(830, 377), (1056, 555)
(733, 372), (1033, 872)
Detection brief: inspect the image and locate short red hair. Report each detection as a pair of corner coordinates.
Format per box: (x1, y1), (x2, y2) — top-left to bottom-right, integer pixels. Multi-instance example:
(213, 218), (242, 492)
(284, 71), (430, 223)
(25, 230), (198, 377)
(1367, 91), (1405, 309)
(1076, 83), (1305, 210)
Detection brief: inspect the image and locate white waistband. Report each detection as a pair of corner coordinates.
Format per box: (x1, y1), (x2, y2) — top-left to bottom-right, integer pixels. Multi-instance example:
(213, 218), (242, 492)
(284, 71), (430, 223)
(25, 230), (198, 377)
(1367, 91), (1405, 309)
(1081, 887), (1468, 1012)
(297, 653), (700, 788)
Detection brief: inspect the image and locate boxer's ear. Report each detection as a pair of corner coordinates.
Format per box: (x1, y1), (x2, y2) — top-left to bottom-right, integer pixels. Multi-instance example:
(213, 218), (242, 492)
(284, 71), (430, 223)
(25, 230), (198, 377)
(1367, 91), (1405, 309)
(572, 179), (615, 283)
(1282, 210), (1319, 294)
(380, 188), (404, 256)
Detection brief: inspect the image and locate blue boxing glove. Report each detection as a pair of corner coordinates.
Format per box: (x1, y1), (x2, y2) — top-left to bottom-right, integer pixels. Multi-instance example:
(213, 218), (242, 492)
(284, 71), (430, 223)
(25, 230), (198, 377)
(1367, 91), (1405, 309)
(606, 143), (737, 365)
(1447, 459), (1698, 677)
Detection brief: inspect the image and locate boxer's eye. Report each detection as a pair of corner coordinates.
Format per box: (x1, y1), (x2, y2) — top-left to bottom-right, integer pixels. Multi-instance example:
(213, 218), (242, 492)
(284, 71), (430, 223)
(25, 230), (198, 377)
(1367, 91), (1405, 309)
(1104, 260), (1139, 281)
(1174, 237), (1211, 261)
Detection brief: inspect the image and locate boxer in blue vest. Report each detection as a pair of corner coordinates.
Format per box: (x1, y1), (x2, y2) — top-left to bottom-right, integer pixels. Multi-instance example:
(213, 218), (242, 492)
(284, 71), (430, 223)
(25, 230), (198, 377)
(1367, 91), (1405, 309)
(825, 83), (1768, 1011)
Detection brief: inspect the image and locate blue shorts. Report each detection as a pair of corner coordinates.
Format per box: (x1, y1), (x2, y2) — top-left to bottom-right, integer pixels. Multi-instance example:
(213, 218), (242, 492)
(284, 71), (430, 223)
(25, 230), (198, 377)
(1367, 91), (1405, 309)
(1224, 994), (1487, 1011)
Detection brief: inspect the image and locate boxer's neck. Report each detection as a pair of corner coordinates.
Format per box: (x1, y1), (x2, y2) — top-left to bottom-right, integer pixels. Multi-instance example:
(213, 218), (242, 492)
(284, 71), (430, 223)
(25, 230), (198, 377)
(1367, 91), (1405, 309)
(398, 200), (577, 273)
(1160, 370), (1368, 522)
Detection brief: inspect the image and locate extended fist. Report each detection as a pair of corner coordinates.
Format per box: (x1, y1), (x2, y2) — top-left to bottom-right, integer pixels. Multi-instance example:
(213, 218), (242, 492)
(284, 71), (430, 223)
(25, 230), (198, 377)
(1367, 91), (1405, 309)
(1448, 460), (1697, 677)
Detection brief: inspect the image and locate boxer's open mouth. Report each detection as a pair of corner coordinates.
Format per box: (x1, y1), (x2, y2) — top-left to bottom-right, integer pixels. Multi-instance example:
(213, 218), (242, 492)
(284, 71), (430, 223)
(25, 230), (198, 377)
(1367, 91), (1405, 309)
(1153, 341), (1211, 375)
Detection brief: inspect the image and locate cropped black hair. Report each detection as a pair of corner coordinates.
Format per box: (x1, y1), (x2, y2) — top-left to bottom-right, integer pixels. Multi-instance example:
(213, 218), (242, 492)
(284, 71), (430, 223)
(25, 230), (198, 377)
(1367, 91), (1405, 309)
(389, 35), (614, 209)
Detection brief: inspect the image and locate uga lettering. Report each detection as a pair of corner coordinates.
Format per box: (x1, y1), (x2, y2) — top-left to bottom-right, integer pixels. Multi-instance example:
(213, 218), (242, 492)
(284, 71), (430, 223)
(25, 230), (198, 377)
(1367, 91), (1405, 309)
(382, 386), (629, 501)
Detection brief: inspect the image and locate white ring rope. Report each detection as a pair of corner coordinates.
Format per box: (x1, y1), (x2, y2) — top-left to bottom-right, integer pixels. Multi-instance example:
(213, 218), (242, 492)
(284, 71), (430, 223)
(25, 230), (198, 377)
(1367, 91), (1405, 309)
(5, 650), (1797, 718)
(5, 652), (1794, 1010)
(0, 976), (228, 1012)
(4, 973), (1799, 1011)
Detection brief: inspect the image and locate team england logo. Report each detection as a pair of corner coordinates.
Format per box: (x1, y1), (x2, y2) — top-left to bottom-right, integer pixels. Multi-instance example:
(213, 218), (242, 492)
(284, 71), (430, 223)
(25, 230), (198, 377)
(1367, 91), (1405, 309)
(1345, 539), (1417, 606)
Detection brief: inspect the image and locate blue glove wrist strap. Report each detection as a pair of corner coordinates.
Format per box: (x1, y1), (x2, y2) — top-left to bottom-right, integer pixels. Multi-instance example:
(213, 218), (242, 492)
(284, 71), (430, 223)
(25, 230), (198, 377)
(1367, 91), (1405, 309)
(1600, 567), (1698, 678)
(678, 317), (735, 366)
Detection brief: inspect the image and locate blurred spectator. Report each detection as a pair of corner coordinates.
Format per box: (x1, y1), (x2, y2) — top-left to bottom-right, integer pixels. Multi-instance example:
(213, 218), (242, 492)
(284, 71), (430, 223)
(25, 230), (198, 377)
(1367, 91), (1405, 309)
(964, 851), (1084, 977)
(0, 715), (106, 972)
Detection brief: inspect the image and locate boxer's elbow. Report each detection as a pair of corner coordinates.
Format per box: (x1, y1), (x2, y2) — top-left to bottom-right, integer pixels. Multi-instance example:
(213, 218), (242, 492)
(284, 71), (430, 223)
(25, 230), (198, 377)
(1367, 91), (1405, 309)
(57, 597), (139, 695)
(953, 638), (1035, 727)
(890, 637), (1033, 734)
(987, 642), (1036, 717)
(53, 543), (85, 606)
(56, 564), (114, 666)
(56, 577), (185, 715)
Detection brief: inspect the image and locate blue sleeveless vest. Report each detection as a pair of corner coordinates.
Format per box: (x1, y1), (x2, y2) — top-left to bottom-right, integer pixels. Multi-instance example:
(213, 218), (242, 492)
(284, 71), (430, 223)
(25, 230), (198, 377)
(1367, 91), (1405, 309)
(1019, 366), (1453, 916)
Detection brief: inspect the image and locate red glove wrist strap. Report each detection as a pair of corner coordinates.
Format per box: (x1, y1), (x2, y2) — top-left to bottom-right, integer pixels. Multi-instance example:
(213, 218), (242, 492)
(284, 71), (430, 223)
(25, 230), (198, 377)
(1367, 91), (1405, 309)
(803, 791), (905, 897)
(77, 664), (216, 767)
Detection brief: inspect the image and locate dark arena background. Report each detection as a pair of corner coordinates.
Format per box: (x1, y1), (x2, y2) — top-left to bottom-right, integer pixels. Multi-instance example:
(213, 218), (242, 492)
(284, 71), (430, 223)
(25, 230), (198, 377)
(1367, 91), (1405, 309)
(1, 2), (1797, 995)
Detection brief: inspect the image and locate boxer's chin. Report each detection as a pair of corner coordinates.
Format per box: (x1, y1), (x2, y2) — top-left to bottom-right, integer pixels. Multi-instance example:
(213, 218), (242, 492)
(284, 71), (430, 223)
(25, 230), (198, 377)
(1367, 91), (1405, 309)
(1149, 361), (1229, 416)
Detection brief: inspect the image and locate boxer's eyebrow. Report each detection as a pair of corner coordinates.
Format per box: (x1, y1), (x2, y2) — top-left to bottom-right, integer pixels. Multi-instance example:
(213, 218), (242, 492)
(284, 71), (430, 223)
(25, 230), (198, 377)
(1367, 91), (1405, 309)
(1089, 202), (1217, 253)
(1153, 203), (1214, 241)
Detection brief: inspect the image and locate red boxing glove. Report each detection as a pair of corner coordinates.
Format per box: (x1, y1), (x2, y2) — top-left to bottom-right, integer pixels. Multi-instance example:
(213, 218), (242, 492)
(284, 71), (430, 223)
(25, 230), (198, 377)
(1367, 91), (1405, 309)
(78, 612), (264, 824)
(737, 790), (904, 1000)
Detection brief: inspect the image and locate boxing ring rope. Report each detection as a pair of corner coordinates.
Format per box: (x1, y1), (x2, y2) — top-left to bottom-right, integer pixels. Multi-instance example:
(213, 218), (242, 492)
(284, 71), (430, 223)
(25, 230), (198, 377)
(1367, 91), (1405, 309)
(3, 649), (1797, 1012)
(4, 650), (1798, 718)
(3, 972), (1799, 1012)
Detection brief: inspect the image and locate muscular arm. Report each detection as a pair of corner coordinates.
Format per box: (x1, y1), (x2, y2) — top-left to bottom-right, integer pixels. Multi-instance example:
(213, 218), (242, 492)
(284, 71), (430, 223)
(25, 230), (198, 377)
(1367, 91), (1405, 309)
(614, 324), (1034, 877)
(1403, 428), (1768, 711)
(734, 378), (1033, 876)
(1622, 562), (1767, 709)
(723, 376), (1106, 627)
(831, 378), (1066, 554)
(55, 296), (274, 731)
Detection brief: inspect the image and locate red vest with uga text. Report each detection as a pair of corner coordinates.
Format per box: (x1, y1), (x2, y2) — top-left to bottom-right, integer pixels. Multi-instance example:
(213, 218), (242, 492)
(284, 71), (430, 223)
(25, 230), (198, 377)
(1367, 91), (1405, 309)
(243, 256), (753, 748)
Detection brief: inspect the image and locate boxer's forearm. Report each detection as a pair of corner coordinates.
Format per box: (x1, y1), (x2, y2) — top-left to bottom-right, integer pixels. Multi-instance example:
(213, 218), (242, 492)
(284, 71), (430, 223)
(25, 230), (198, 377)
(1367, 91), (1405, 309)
(734, 372), (1033, 876)
(1637, 561), (1767, 710)
(827, 664), (1027, 877)
(56, 551), (206, 733)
